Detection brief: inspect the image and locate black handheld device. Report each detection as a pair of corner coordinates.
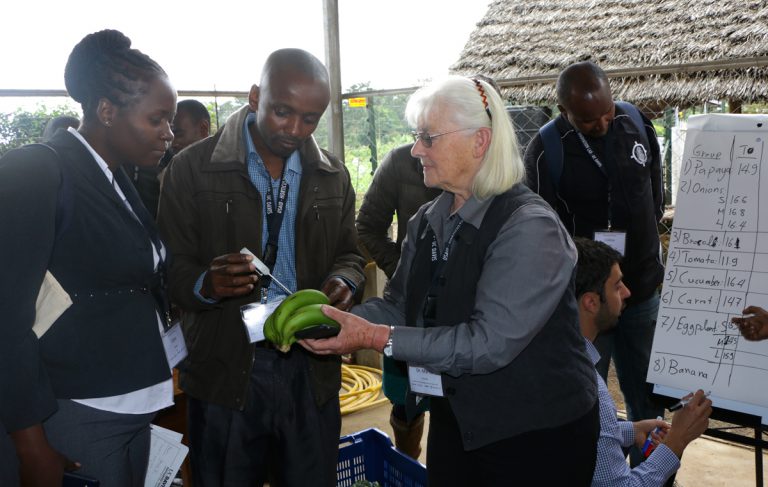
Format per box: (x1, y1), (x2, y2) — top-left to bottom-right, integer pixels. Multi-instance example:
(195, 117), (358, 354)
(293, 324), (341, 339)
(63, 471), (100, 487)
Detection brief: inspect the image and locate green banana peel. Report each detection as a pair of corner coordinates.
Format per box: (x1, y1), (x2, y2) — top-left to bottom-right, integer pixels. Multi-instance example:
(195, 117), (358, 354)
(266, 289), (332, 351)
(278, 303), (341, 351)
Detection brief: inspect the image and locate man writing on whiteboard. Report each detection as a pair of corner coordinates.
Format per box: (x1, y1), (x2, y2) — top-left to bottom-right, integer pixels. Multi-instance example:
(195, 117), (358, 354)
(575, 238), (712, 487)
(524, 61), (665, 463)
(732, 306), (768, 341)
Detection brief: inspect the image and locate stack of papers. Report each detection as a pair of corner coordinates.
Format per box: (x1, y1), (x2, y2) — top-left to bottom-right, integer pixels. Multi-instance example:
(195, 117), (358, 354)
(144, 424), (188, 487)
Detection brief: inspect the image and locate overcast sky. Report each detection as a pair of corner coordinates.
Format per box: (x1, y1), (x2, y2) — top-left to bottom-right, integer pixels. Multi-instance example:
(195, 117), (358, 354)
(2, 0), (492, 94)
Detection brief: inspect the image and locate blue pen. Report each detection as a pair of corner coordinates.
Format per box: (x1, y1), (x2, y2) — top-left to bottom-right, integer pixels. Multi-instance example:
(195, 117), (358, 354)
(641, 416), (664, 458)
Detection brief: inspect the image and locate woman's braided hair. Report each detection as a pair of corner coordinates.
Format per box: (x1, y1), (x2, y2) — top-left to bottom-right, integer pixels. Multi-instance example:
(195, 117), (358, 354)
(64, 29), (167, 118)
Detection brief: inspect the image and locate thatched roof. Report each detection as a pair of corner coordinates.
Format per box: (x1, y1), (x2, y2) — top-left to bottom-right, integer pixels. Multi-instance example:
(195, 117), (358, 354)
(451, 0), (768, 108)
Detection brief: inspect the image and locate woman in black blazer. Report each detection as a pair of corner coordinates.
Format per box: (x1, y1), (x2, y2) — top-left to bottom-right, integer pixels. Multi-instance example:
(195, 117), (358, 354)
(0, 29), (177, 486)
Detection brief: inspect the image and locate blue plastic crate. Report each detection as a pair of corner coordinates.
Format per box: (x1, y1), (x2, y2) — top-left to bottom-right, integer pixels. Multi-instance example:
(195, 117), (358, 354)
(337, 428), (427, 487)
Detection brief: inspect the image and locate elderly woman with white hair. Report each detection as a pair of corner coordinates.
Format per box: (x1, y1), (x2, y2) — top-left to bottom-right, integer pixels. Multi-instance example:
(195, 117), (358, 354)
(301, 76), (598, 485)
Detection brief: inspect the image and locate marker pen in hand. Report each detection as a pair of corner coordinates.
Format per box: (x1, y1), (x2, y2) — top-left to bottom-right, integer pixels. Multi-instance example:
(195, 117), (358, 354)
(668, 390), (711, 412)
(641, 416), (664, 458)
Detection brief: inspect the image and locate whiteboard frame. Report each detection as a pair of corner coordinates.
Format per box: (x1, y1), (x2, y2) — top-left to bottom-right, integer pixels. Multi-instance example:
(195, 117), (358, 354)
(652, 384), (768, 424)
(649, 113), (768, 425)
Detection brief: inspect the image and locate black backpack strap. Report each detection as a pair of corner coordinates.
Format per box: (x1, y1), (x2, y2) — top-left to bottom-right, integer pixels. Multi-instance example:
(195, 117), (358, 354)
(539, 119), (563, 192)
(615, 101), (650, 147)
(29, 143), (71, 241)
(540, 103), (648, 193)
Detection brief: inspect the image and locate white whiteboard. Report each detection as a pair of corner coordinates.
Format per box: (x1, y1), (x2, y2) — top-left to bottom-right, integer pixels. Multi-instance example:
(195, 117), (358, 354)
(647, 114), (768, 424)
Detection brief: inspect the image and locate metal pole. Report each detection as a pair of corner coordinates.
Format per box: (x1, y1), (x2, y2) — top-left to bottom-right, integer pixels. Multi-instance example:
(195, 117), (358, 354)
(663, 107), (674, 203)
(367, 96), (378, 174)
(755, 425), (764, 487)
(322, 0), (344, 162)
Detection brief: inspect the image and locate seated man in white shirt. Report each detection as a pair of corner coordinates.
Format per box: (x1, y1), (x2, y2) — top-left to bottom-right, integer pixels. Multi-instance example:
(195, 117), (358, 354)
(574, 237), (712, 487)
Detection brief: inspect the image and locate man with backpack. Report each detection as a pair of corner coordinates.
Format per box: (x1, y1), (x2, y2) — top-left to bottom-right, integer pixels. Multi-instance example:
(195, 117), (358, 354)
(524, 61), (665, 463)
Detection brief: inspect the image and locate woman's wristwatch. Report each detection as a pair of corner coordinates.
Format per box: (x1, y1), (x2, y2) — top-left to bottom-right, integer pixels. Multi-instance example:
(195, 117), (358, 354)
(383, 325), (395, 357)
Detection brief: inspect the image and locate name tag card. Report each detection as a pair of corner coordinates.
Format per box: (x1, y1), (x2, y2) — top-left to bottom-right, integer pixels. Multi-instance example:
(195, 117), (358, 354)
(241, 299), (283, 343)
(162, 321), (188, 368)
(408, 365), (444, 397)
(594, 230), (627, 256)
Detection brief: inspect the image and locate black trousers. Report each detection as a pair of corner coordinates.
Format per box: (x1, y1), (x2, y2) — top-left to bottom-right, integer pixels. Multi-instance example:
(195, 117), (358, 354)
(187, 348), (341, 487)
(427, 398), (599, 487)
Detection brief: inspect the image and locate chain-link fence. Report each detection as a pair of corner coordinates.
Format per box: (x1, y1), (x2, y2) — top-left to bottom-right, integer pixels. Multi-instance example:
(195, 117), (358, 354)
(339, 91), (768, 247)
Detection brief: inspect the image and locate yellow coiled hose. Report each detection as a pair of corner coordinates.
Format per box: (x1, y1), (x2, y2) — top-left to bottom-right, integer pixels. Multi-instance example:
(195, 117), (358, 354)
(339, 364), (390, 415)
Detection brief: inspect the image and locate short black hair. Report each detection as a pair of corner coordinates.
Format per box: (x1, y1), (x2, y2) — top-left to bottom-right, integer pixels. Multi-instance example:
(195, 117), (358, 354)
(556, 61), (609, 107)
(64, 29), (167, 120)
(177, 99), (210, 124)
(574, 237), (623, 301)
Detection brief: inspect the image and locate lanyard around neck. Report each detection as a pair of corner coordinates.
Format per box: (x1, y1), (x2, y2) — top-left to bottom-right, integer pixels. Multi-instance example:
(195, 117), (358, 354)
(430, 219), (464, 275)
(575, 132), (608, 176)
(113, 171), (172, 329)
(261, 166), (289, 300)
(575, 131), (615, 230)
(422, 219), (464, 325)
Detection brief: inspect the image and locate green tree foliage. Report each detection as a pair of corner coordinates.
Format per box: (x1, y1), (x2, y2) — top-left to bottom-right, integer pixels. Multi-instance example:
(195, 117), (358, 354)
(323, 82), (414, 209)
(0, 98), (242, 156)
(343, 82), (411, 152)
(205, 98), (247, 133)
(0, 104), (80, 155)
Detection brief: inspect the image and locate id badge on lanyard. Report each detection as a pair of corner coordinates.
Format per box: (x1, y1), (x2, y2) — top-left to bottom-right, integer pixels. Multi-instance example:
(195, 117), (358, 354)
(408, 365), (444, 397)
(241, 298), (284, 343)
(161, 320), (188, 368)
(594, 230), (627, 256)
(577, 131), (627, 255)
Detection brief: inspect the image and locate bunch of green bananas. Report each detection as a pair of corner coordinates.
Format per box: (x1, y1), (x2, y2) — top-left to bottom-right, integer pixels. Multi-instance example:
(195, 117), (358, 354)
(264, 289), (340, 352)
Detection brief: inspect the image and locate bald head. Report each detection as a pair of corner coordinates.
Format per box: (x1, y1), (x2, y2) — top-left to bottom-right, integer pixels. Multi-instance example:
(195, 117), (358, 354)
(556, 62), (610, 106)
(556, 62), (615, 137)
(260, 48), (329, 91)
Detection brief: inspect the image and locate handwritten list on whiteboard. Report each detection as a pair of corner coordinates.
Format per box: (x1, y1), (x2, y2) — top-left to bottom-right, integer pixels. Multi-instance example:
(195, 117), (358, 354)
(647, 114), (768, 420)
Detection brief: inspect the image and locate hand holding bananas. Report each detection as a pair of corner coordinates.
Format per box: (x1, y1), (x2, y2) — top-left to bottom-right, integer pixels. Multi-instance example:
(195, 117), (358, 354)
(264, 289), (341, 352)
(320, 276), (355, 311)
(200, 253), (259, 300)
(298, 305), (392, 356)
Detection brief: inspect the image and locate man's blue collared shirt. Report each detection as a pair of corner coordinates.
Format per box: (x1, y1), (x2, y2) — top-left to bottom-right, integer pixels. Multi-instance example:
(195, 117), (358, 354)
(193, 112), (354, 303)
(585, 338), (680, 487)
(244, 112), (301, 301)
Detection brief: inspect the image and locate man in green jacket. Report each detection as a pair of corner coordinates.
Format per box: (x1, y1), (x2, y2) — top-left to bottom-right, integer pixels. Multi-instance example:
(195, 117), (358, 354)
(158, 48), (365, 487)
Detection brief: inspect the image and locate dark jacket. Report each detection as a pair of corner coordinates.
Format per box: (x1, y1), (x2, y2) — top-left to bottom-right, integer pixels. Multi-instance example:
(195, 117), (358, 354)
(122, 161), (166, 219)
(524, 104), (665, 303)
(356, 144), (441, 278)
(0, 130), (171, 431)
(405, 185), (597, 450)
(157, 105), (365, 410)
